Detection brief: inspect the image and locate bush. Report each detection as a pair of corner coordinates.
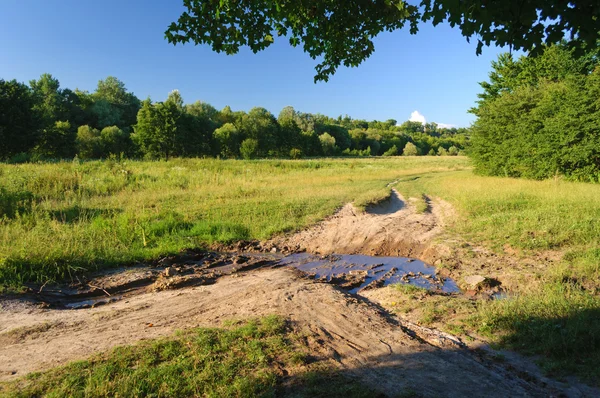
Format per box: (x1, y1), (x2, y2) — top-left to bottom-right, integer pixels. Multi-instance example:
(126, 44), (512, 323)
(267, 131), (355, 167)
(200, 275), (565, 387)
(76, 125), (102, 159)
(0, 187), (33, 218)
(382, 145), (398, 156)
(240, 138), (259, 160)
(7, 152), (31, 164)
(402, 142), (419, 156)
(289, 148), (303, 159)
(319, 133), (336, 156)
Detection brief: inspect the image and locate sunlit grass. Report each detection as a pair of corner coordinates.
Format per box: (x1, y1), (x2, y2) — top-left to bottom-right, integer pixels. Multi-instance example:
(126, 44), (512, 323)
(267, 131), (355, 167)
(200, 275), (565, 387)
(396, 171), (600, 382)
(0, 157), (469, 289)
(0, 316), (382, 398)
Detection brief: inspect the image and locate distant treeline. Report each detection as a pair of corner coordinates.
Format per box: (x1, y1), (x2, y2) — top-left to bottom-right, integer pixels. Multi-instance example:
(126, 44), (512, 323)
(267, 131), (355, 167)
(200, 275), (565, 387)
(470, 44), (600, 182)
(0, 75), (468, 162)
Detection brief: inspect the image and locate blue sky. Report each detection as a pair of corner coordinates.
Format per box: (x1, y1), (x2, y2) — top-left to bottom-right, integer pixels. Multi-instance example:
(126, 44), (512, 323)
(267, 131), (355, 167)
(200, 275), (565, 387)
(0, 0), (509, 127)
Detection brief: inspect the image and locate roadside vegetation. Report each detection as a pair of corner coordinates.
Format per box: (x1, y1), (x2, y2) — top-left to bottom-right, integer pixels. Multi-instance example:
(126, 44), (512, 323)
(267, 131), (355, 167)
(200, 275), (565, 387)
(0, 316), (375, 398)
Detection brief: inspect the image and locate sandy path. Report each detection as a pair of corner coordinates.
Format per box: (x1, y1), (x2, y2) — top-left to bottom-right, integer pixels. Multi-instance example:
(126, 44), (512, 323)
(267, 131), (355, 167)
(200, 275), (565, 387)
(1, 267), (555, 397)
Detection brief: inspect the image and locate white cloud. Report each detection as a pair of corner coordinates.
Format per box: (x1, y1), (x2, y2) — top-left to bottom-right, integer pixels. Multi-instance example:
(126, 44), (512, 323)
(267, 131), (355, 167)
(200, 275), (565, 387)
(435, 122), (456, 129)
(409, 110), (426, 125)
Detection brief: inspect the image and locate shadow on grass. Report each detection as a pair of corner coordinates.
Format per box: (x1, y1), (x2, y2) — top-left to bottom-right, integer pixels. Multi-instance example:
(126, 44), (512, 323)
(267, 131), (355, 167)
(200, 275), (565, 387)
(480, 307), (600, 383)
(47, 206), (122, 223)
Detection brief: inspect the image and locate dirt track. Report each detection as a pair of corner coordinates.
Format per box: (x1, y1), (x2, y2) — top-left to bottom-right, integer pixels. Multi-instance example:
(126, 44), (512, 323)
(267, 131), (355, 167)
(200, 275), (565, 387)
(0, 190), (595, 396)
(269, 189), (453, 259)
(0, 267), (560, 397)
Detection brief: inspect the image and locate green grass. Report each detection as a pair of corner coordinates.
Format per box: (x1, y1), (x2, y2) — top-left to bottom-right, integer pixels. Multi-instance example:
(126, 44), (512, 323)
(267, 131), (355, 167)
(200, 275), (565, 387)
(0, 316), (379, 398)
(395, 170), (600, 382)
(474, 282), (600, 381)
(0, 157), (469, 290)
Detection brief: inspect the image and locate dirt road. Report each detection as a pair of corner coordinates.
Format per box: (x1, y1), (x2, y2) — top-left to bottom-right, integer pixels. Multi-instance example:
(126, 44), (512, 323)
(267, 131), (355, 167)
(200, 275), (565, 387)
(0, 189), (593, 396)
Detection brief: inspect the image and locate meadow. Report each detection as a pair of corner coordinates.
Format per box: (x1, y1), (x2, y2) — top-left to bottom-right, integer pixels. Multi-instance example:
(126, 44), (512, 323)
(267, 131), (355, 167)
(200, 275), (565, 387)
(2, 156), (600, 384)
(0, 157), (468, 290)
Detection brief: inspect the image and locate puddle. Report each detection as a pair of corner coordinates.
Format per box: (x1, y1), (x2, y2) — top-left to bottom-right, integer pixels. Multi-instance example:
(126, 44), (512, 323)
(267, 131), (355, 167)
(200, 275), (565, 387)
(279, 253), (459, 294)
(64, 296), (122, 309)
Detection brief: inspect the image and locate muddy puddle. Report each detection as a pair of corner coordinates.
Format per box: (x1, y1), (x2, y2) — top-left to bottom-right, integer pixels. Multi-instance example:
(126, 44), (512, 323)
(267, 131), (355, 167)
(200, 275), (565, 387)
(279, 253), (459, 294)
(20, 251), (459, 310)
(29, 251), (277, 310)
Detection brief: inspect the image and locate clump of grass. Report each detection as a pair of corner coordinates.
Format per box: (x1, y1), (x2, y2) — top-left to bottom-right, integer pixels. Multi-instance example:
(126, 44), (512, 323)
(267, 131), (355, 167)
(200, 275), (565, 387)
(393, 283), (430, 296)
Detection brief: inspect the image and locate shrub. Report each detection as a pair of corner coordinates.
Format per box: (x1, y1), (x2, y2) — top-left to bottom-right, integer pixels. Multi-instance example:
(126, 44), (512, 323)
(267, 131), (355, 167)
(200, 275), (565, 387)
(383, 145), (398, 156)
(402, 142), (419, 156)
(289, 148), (303, 159)
(240, 138), (259, 160)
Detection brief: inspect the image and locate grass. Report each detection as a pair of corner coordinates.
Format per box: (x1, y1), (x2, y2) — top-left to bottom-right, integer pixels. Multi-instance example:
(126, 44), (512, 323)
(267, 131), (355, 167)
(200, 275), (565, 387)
(0, 316), (379, 398)
(0, 157), (468, 290)
(394, 170), (600, 382)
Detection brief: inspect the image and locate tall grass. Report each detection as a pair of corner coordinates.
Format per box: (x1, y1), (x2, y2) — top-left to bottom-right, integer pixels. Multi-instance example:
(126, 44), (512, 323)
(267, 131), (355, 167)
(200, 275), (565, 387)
(0, 157), (469, 289)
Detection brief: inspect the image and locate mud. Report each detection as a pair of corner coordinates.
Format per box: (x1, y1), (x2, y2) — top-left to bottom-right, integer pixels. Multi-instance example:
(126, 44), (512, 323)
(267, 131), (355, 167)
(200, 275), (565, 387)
(266, 189), (454, 259)
(18, 251), (279, 310)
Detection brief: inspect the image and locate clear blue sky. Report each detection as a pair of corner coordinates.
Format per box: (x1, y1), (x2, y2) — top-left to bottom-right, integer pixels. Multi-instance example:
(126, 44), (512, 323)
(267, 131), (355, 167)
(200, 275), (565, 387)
(0, 0), (509, 127)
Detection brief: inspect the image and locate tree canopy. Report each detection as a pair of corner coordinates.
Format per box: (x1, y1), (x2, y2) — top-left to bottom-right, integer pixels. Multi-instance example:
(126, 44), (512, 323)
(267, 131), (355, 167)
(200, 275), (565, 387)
(1, 72), (468, 162)
(470, 44), (600, 182)
(166, 0), (600, 82)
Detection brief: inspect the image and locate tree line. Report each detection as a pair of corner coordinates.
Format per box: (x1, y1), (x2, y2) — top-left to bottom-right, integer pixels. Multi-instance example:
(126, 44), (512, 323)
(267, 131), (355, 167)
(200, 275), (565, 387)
(0, 75), (468, 162)
(470, 44), (600, 182)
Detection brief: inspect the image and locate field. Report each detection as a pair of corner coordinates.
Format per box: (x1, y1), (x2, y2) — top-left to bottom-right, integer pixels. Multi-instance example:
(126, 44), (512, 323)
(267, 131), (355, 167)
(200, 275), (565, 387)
(2, 156), (600, 395)
(0, 157), (468, 289)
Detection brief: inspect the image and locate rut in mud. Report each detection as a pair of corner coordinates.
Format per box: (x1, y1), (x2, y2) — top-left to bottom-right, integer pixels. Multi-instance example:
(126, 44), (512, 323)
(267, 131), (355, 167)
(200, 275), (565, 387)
(267, 189), (454, 260)
(1, 189), (594, 396)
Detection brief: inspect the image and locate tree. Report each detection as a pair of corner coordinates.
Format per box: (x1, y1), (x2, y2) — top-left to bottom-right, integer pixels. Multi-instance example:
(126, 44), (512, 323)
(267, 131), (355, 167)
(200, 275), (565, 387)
(167, 1), (599, 82)
(319, 133), (336, 156)
(76, 125), (102, 159)
(132, 99), (171, 159)
(29, 74), (65, 124)
(213, 123), (240, 158)
(0, 79), (40, 158)
(92, 76), (140, 129)
(100, 126), (129, 157)
(470, 45), (600, 181)
(240, 138), (259, 159)
(238, 107), (279, 156)
(35, 120), (75, 159)
(278, 113), (303, 154)
(402, 142), (419, 156)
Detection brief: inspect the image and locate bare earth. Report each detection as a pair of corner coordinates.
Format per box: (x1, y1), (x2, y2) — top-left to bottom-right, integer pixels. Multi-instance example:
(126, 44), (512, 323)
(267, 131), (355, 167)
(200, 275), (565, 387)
(0, 190), (595, 397)
(269, 189), (454, 259)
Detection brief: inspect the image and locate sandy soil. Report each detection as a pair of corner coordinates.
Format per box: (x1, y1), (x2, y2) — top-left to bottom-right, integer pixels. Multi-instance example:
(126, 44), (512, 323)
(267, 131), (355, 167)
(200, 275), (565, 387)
(268, 189), (454, 259)
(1, 267), (575, 397)
(0, 189), (592, 397)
